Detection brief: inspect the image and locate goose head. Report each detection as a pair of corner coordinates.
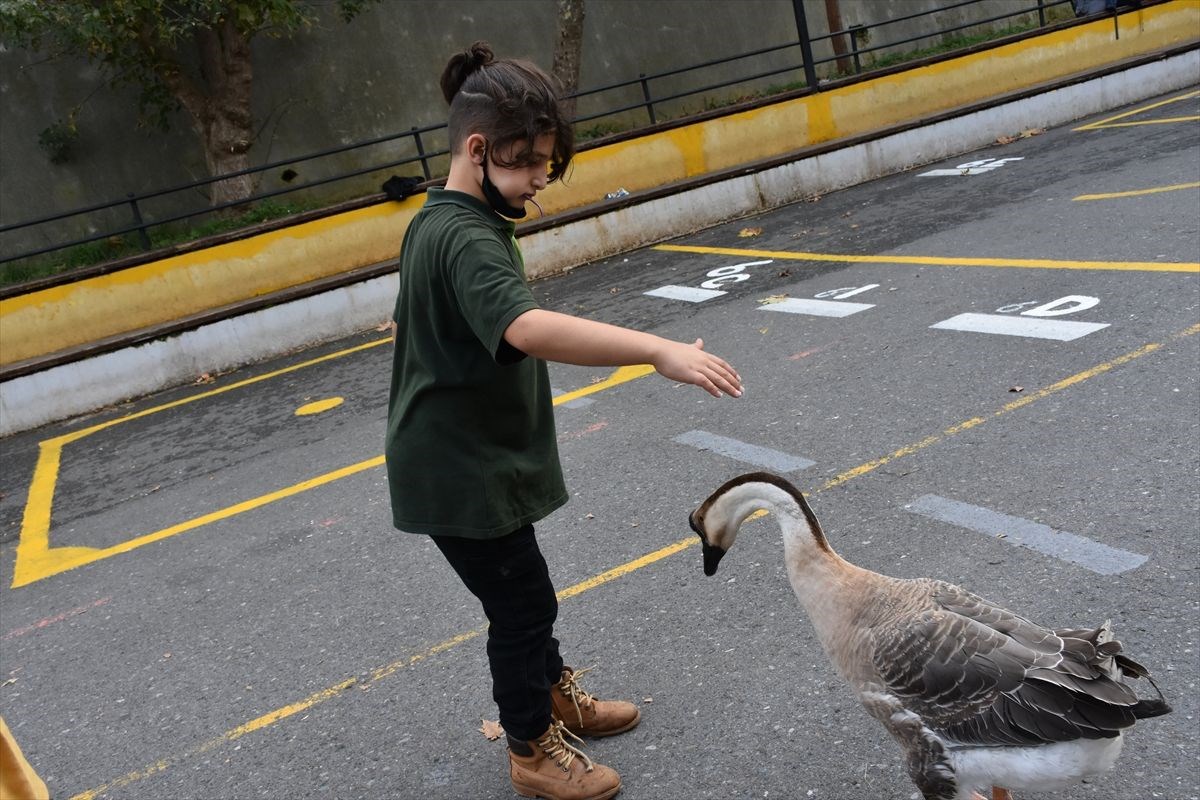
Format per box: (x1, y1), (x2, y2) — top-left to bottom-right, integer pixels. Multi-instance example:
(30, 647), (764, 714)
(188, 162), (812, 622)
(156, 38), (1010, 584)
(689, 472), (832, 576)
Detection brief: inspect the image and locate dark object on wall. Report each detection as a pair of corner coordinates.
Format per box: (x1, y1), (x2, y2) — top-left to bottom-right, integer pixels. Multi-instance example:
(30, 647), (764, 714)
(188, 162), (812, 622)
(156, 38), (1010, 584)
(382, 175), (422, 201)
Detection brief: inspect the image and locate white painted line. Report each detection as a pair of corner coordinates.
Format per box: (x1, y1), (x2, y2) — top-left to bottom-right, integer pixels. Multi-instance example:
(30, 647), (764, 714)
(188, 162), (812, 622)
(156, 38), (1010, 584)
(906, 495), (1148, 575)
(643, 285), (726, 302)
(931, 313), (1109, 341)
(673, 430), (815, 472)
(759, 298), (874, 317)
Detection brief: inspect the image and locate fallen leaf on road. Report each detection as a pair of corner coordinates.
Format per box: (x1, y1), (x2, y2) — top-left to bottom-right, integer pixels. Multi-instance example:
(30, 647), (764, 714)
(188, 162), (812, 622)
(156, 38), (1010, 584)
(480, 719), (505, 741)
(1008, 386), (1024, 393)
(738, 227), (763, 238)
(194, 373), (214, 384)
(758, 294), (789, 305)
(1020, 128), (1045, 138)
(996, 134), (1017, 145)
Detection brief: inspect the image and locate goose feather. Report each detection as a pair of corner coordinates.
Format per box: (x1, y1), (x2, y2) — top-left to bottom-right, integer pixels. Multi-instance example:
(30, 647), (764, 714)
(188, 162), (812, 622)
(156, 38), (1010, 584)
(689, 472), (1171, 800)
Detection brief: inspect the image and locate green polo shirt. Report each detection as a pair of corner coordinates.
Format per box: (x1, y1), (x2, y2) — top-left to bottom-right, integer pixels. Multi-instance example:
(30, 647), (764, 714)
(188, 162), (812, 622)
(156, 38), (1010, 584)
(385, 188), (567, 537)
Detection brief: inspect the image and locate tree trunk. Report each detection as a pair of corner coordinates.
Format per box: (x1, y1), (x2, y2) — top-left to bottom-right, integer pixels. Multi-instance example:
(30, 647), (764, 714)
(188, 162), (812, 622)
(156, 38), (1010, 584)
(159, 17), (256, 208)
(551, 0), (586, 121)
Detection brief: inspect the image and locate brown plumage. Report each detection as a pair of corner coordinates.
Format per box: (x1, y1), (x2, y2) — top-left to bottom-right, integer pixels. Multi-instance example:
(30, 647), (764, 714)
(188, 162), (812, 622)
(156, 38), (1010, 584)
(689, 472), (1170, 800)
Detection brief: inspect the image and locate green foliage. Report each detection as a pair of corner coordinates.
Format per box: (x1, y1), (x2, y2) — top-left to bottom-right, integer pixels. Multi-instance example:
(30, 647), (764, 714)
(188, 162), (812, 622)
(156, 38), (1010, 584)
(37, 113), (80, 163)
(0, 0), (373, 127)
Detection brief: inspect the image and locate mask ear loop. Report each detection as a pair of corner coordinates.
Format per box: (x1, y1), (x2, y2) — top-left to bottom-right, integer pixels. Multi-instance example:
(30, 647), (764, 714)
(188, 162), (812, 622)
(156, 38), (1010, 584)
(479, 141), (529, 219)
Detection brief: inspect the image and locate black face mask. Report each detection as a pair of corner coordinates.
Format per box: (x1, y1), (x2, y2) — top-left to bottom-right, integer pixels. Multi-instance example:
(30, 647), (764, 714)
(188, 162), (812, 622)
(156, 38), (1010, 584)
(481, 145), (527, 219)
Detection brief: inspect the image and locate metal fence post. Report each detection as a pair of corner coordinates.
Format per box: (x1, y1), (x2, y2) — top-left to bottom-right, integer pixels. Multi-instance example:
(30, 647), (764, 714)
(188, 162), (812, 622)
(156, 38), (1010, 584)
(791, 0), (820, 89)
(411, 127), (432, 181)
(848, 24), (864, 73)
(1036, 0), (1047, 27)
(126, 193), (152, 250)
(639, 74), (657, 125)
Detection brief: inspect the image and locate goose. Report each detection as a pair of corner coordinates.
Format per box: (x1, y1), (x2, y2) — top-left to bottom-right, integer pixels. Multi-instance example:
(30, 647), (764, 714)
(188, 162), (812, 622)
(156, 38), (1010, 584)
(688, 472), (1171, 800)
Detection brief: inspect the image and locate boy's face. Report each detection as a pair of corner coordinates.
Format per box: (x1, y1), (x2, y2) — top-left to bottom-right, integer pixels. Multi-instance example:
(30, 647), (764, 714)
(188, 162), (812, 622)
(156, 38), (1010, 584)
(486, 133), (555, 211)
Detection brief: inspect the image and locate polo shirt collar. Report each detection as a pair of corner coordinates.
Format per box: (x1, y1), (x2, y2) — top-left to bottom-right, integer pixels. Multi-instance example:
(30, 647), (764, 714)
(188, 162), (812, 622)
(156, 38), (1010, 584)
(425, 187), (515, 234)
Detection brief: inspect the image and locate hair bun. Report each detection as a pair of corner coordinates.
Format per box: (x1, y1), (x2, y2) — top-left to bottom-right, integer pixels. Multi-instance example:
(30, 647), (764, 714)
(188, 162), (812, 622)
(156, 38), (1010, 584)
(440, 41), (495, 104)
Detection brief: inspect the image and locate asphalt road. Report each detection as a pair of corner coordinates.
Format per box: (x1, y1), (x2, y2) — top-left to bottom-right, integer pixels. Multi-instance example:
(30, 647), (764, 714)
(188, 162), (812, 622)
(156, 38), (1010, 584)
(1, 87), (1198, 800)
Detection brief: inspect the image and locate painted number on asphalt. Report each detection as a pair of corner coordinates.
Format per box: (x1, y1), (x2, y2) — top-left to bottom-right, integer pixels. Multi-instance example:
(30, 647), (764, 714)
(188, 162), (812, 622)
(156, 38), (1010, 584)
(931, 295), (1110, 340)
(644, 259), (773, 303)
(919, 157), (1024, 177)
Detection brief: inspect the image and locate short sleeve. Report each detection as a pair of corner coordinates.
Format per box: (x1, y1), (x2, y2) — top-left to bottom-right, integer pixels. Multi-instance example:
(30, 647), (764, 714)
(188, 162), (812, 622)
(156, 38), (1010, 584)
(448, 234), (539, 360)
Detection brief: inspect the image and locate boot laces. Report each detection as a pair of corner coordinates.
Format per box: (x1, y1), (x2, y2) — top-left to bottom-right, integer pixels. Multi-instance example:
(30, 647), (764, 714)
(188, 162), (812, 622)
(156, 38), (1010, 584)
(558, 666), (598, 725)
(536, 720), (594, 773)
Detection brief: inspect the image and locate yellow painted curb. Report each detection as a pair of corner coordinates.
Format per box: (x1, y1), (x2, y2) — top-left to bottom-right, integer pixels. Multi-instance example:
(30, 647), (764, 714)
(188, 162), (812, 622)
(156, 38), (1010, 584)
(2, 1), (1197, 367)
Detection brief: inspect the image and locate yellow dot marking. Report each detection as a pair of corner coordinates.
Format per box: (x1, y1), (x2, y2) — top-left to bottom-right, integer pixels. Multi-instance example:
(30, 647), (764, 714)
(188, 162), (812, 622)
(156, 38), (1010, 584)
(295, 397), (344, 416)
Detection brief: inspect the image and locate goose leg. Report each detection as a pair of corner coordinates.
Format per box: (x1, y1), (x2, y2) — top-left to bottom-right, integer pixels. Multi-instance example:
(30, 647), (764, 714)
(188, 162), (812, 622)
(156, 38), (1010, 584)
(992, 788), (1013, 800)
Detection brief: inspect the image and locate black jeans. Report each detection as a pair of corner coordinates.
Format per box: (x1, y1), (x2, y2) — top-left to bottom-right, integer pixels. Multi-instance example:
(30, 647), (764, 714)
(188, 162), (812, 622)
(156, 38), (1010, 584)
(432, 524), (564, 741)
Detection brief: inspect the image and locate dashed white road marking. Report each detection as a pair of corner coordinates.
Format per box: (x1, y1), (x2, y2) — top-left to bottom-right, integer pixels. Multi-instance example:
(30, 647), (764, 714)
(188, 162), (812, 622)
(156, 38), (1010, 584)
(905, 495), (1148, 575)
(643, 285), (726, 303)
(673, 430), (815, 472)
(759, 298), (874, 317)
(931, 313), (1109, 341)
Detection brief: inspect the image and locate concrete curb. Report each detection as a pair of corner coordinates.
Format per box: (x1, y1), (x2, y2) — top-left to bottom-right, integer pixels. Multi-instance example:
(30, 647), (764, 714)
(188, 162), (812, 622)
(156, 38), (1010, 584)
(2, 49), (1197, 437)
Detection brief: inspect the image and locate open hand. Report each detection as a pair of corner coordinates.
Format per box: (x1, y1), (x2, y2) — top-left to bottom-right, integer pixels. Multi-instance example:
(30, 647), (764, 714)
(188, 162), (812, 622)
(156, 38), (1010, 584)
(653, 338), (742, 398)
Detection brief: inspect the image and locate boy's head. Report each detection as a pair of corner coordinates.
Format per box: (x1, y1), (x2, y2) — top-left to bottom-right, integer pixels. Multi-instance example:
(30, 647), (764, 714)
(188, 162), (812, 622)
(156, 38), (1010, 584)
(441, 41), (575, 185)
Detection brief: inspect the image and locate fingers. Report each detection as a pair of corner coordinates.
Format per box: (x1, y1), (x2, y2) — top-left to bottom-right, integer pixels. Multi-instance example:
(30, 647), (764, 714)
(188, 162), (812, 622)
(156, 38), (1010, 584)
(693, 337), (705, 350)
(697, 356), (742, 398)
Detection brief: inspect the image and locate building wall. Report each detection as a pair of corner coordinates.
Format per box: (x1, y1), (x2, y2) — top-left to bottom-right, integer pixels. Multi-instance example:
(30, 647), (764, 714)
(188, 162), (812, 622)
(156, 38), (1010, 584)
(0, 0), (1060, 255)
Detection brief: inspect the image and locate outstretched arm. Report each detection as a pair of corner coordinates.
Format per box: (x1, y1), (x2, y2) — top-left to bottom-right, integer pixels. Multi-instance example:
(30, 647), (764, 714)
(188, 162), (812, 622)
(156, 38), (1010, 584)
(504, 308), (742, 398)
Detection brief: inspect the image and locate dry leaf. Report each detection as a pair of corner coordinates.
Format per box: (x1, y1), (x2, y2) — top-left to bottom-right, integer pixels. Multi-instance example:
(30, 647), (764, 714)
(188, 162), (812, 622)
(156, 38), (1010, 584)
(608, 287), (621, 294)
(1019, 128), (1045, 138)
(585, 513), (595, 520)
(759, 328), (769, 334)
(805, 194), (821, 203)
(777, 269), (792, 278)
(376, 321), (392, 332)
(738, 227), (763, 238)
(758, 294), (789, 305)
(996, 134), (1017, 145)
(1008, 386), (1024, 393)
(194, 373), (215, 385)
(480, 719), (505, 740)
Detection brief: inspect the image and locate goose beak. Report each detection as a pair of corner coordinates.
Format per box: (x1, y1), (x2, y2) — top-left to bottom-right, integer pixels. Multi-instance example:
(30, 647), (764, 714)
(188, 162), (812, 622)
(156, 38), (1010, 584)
(689, 511), (727, 576)
(702, 542), (727, 576)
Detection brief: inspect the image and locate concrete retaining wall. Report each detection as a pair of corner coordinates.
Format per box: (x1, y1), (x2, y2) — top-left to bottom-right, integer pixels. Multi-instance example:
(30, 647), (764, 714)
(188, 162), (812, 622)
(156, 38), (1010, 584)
(2, 3), (1199, 435)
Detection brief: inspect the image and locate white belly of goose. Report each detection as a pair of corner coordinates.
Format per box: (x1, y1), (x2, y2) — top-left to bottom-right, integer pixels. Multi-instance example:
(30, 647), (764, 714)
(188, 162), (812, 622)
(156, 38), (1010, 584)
(689, 472), (1171, 800)
(947, 736), (1124, 798)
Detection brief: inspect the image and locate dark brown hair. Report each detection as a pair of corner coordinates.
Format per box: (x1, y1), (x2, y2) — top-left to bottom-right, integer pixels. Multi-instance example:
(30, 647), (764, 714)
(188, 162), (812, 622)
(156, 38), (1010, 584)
(440, 41), (574, 182)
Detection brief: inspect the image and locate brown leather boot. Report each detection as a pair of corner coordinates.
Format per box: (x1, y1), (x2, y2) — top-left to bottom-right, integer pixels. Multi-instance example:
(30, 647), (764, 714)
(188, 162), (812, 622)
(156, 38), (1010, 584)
(550, 666), (641, 738)
(508, 721), (621, 800)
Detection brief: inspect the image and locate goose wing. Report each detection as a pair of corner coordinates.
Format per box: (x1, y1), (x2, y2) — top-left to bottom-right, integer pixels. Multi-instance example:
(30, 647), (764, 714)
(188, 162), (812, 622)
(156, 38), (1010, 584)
(870, 581), (1143, 747)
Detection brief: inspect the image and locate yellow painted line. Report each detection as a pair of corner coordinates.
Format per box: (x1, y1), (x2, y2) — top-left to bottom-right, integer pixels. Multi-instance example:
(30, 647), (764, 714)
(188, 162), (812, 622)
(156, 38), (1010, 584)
(1074, 181), (1200, 202)
(654, 244), (1200, 273)
(1077, 116), (1200, 129)
(70, 321), (1200, 800)
(1074, 89), (1200, 131)
(12, 359), (656, 588)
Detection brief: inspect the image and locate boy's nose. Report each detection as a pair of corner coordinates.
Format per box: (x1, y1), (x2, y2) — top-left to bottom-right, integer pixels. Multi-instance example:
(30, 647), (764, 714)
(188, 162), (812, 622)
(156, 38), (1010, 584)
(532, 173), (547, 190)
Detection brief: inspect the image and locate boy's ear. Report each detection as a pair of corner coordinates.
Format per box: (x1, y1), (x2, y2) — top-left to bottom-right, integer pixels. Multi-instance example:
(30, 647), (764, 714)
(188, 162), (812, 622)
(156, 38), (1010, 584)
(465, 133), (488, 165)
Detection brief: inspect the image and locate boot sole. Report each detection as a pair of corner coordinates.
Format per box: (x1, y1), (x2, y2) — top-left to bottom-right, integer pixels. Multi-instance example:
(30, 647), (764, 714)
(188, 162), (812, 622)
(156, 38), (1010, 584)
(512, 779), (621, 800)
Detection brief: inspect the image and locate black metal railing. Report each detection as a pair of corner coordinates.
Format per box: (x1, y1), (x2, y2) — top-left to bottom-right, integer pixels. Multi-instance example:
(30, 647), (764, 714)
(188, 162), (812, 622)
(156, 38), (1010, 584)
(1, 0), (1092, 279)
